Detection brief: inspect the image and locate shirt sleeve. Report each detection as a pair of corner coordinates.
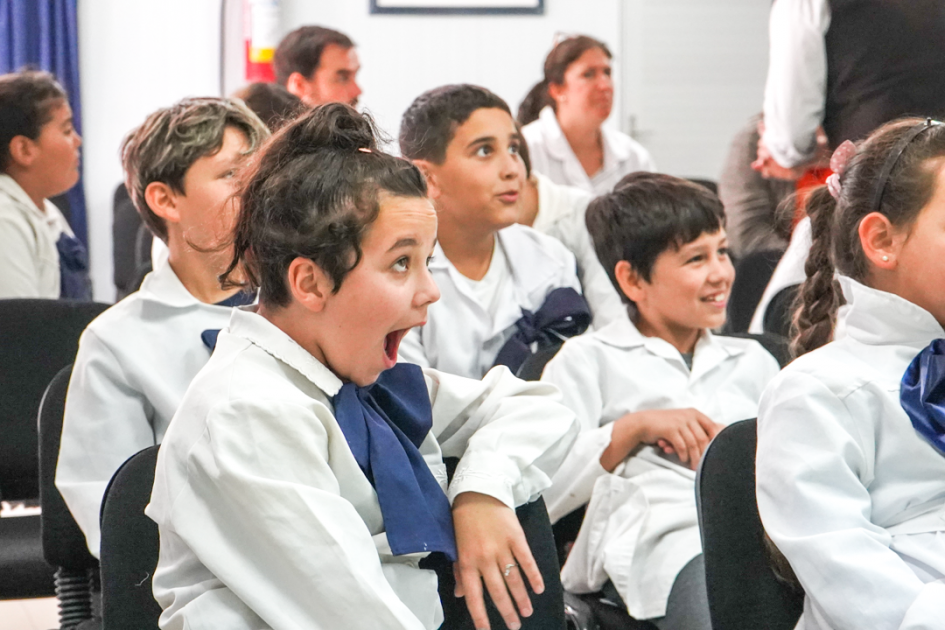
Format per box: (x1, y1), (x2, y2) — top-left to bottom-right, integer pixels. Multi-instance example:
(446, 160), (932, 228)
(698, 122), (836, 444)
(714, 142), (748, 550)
(166, 398), (429, 630)
(423, 366), (579, 510)
(538, 342), (613, 523)
(762, 0), (831, 168)
(756, 371), (938, 630)
(57, 327), (156, 558)
(0, 215), (44, 298)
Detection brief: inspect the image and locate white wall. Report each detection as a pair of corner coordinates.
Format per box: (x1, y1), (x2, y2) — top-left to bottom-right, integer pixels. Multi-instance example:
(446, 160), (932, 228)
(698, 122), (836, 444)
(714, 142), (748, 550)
(78, 0), (223, 302)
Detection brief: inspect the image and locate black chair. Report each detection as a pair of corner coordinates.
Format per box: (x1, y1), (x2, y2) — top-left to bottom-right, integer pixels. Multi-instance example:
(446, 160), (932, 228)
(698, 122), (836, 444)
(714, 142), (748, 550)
(113, 184), (154, 300)
(762, 284), (800, 342)
(722, 332), (791, 369)
(100, 446), (161, 630)
(39, 364), (100, 628)
(0, 299), (109, 601)
(724, 250), (784, 335)
(695, 419), (804, 630)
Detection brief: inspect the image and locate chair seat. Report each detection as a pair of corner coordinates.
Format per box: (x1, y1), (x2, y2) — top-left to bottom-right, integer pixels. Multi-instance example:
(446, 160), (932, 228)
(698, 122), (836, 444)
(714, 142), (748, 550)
(0, 515), (57, 598)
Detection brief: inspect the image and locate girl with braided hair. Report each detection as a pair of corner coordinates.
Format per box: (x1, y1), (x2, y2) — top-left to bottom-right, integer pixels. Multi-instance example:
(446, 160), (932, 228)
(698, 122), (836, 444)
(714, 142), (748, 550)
(756, 118), (945, 630)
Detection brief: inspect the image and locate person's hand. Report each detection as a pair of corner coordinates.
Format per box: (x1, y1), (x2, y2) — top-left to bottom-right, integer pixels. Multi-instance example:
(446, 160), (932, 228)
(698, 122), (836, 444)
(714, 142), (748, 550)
(451, 492), (544, 630)
(752, 137), (807, 181)
(634, 408), (723, 470)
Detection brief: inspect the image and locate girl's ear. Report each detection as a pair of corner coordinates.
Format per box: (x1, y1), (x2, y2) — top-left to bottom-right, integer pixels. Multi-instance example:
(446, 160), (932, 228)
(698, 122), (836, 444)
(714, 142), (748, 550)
(412, 160), (441, 200)
(286, 257), (331, 313)
(7, 135), (37, 168)
(547, 81), (566, 106)
(859, 211), (900, 270)
(614, 260), (646, 304)
(144, 181), (181, 224)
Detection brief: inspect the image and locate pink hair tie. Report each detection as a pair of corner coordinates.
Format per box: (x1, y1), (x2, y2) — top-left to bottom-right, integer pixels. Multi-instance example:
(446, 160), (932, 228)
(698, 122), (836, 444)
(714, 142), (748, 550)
(826, 140), (857, 200)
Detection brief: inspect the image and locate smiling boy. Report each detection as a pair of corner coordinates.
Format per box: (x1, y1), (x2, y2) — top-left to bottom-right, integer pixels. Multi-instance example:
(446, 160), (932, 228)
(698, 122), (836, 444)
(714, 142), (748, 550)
(57, 98), (268, 557)
(398, 84), (585, 379)
(540, 173), (780, 629)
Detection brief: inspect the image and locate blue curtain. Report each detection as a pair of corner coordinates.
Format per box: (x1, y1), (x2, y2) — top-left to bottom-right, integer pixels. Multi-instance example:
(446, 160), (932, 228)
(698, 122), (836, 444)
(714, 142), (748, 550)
(0, 0), (86, 246)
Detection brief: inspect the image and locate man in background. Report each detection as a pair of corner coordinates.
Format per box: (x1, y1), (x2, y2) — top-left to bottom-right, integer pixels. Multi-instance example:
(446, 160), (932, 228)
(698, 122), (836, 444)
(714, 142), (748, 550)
(274, 26), (361, 108)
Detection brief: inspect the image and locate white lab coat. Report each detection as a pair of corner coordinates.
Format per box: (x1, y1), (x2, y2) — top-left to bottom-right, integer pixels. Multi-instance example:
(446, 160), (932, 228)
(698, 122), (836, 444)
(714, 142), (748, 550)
(146, 307), (579, 630)
(541, 317), (780, 619)
(530, 172), (627, 328)
(398, 223), (582, 379)
(58, 258), (238, 557)
(0, 173), (71, 298)
(749, 216), (812, 334)
(521, 106), (656, 196)
(756, 276), (945, 630)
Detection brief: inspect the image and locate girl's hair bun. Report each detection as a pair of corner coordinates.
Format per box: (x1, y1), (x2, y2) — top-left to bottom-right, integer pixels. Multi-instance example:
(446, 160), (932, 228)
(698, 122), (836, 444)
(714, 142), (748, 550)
(288, 102), (378, 155)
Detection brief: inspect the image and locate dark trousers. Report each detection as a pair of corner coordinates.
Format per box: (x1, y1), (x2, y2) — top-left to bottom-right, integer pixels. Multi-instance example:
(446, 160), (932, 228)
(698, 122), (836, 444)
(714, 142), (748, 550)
(428, 496), (565, 630)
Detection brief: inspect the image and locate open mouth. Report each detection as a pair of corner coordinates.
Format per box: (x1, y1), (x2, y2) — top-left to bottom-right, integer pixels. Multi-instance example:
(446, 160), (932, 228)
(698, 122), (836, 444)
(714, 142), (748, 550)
(700, 292), (728, 306)
(384, 329), (410, 364)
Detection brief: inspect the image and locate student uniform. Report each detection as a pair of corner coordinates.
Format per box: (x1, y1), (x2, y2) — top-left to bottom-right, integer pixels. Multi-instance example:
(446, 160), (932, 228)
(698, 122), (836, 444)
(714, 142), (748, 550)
(0, 173), (71, 298)
(530, 171), (626, 328)
(540, 318), (780, 620)
(57, 257), (244, 557)
(398, 222), (582, 379)
(756, 277), (945, 630)
(521, 106), (655, 196)
(145, 307), (579, 630)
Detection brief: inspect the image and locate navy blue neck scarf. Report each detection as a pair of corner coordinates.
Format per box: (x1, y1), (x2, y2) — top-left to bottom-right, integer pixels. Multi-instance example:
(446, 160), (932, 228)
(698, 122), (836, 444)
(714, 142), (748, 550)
(332, 363), (457, 561)
(493, 287), (591, 373)
(56, 232), (92, 301)
(900, 338), (945, 456)
(201, 292), (258, 352)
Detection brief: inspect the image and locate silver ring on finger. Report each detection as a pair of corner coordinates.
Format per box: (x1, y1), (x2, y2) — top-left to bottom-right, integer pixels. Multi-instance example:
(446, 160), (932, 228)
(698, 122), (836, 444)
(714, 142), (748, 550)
(503, 562), (518, 578)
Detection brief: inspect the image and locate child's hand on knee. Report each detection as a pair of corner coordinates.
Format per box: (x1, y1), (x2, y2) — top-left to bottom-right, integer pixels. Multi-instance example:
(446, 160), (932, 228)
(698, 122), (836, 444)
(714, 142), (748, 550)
(451, 491), (544, 630)
(638, 408), (722, 469)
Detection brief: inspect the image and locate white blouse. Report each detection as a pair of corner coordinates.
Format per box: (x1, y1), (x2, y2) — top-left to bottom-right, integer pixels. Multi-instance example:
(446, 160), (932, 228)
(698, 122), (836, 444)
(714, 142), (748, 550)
(522, 106), (655, 196)
(541, 318), (779, 619)
(757, 277), (945, 630)
(146, 307), (579, 630)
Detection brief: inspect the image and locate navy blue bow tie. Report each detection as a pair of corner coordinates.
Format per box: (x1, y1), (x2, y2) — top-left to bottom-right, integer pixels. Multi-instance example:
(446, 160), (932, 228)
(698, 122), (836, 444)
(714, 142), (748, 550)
(201, 292), (258, 351)
(332, 363), (457, 561)
(493, 287), (591, 374)
(900, 338), (945, 456)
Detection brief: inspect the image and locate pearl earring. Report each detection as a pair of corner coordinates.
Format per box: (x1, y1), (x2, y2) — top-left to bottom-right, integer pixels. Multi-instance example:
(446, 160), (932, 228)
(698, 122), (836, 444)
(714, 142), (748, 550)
(882, 255), (890, 262)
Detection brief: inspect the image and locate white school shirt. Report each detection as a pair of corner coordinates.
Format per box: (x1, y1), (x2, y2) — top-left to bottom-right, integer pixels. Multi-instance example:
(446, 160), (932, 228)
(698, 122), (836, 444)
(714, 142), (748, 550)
(146, 307), (579, 630)
(541, 318), (780, 619)
(398, 223), (582, 379)
(57, 258), (239, 557)
(522, 106), (656, 196)
(756, 277), (945, 630)
(0, 173), (72, 298)
(530, 172), (627, 328)
(749, 216), (812, 334)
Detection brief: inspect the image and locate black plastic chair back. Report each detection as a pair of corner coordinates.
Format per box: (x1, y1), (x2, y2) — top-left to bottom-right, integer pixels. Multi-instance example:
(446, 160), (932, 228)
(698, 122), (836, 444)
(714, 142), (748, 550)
(724, 250), (783, 334)
(722, 332), (791, 368)
(763, 284), (800, 341)
(0, 299), (109, 501)
(696, 419), (804, 630)
(100, 445), (161, 630)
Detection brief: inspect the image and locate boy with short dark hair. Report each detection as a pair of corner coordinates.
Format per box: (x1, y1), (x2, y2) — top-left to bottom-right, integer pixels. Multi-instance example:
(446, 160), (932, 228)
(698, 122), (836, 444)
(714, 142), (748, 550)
(398, 84), (587, 379)
(57, 97), (269, 557)
(541, 172), (780, 629)
(0, 70), (87, 298)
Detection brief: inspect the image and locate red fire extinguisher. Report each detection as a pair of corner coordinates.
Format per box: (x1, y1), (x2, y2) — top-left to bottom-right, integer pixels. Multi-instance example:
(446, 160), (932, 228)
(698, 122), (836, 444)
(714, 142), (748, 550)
(245, 0), (280, 82)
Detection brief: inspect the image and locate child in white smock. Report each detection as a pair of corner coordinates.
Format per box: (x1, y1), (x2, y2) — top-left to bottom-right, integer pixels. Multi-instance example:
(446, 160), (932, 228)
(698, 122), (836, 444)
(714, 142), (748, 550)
(541, 173), (780, 630)
(145, 104), (579, 630)
(757, 119), (945, 630)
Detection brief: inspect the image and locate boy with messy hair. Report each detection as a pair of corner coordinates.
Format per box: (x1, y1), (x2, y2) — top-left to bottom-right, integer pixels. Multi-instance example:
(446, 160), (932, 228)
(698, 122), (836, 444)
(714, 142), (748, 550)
(58, 97), (269, 557)
(541, 173), (780, 630)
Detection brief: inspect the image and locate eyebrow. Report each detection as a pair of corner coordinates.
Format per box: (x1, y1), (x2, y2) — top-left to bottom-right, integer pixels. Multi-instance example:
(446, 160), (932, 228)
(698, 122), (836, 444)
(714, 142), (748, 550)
(466, 132), (521, 151)
(387, 237), (420, 252)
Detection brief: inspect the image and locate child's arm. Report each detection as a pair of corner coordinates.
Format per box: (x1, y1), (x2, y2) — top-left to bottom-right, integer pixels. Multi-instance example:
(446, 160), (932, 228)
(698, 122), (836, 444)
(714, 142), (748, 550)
(601, 408), (721, 472)
(0, 216), (45, 298)
(757, 371), (943, 630)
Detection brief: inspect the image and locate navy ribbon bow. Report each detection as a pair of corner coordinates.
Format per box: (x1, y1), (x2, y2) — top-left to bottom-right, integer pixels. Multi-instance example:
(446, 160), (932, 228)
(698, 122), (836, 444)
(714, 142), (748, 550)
(492, 287), (591, 373)
(900, 339), (945, 456)
(332, 363), (457, 561)
(56, 233), (92, 301)
(201, 292), (258, 352)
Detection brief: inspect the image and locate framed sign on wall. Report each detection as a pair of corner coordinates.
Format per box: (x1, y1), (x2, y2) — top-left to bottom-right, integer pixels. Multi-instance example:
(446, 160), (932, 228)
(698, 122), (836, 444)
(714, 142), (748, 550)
(370, 0), (543, 15)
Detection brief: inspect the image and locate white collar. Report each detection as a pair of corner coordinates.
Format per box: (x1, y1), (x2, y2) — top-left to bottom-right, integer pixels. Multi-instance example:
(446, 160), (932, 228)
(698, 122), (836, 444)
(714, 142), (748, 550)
(839, 276), (945, 349)
(137, 257), (211, 309)
(225, 307), (344, 397)
(0, 173), (64, 225)
(535, 106), (631, 164)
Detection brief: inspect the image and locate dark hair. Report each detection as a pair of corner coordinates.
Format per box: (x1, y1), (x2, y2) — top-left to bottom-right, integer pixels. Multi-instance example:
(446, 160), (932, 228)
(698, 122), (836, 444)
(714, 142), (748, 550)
(225, 103), (428, 308)
(231, 82), (305, 132)
(121, 97), (269, 243)
(517, 35), (612, 126)
(586, 172), (726, 310)
(400, 84), (512, 164)
(0, 70), (67, 171)
(273, 26), (355, 86)
(518, 124), (532, 177)
(793, 118), (945, 357)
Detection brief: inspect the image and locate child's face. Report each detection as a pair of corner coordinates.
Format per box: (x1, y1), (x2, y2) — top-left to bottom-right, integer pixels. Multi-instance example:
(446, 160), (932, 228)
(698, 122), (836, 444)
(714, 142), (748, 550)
(172, 126), (249, 252)
(30, 101), (82, 197)
(318, 193), (440, 386)
(423, 107), (525, 234)
(551, 47), (614, 126)
(629, 229), (734, 336)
